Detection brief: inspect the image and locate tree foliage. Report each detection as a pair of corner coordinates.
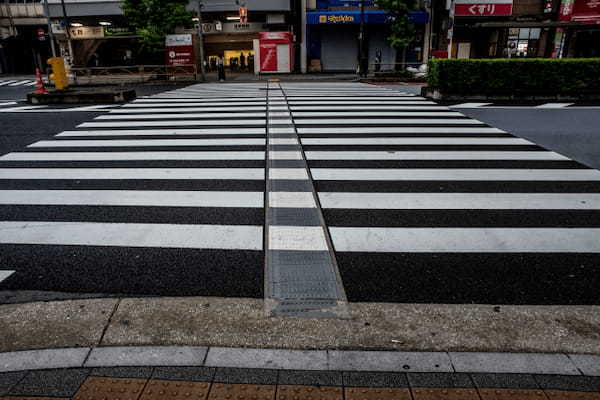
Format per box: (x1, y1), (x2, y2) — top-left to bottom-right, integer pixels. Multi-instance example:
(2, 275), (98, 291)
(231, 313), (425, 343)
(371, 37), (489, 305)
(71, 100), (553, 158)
(122, 0), (194, 54)
(375, 0), (417, 48)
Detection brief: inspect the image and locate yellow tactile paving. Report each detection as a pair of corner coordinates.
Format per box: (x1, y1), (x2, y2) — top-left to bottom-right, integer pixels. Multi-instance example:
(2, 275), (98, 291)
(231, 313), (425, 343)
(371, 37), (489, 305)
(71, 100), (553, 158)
(140, 379), (211, 400)
(207, 383), (276, 400)
(544, 391), (600, 400)
(345, 387), (413, 400)
(277, 385), (342, 400)
(478, 388), (549, 400)
(412, 387), (481, 400)
(73, 377), (148, 400)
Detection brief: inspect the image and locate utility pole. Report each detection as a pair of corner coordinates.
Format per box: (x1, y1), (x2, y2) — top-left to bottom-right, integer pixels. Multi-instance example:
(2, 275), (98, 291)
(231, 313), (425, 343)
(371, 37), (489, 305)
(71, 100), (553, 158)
(196, 0), (206, 81)
(358, 0), (366, 76)
(59, 0), (73, 67)
(300, 0), (307, 73)
(42, 0), (57, 57)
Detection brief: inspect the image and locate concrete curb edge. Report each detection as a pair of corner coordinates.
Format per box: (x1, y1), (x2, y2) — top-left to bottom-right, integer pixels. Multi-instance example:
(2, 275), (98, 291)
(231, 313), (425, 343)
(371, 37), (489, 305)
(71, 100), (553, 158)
(1, 346), (599, 376)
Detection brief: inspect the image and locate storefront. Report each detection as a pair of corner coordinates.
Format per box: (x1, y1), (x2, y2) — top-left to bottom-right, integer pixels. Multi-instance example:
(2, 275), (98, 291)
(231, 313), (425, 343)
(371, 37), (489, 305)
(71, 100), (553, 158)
(202, 22), (262, 71)
(306, 10), (393, 72)
(569, 0), (600, 57)
(306, 9), (429, 72)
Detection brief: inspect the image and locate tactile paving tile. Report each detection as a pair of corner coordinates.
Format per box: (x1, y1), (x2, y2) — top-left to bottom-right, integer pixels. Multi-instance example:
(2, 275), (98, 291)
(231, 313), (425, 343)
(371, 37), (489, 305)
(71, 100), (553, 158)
(277, 385), (342, 400)
(345, 387), (413, 400)
(73, 377), (148, 400)
(478, 389), (548, 400)
(140, 379), (211, 400)
(208, 383), (276, 400)
(544, 391), (600, 400)
(412, 387), (481, 400)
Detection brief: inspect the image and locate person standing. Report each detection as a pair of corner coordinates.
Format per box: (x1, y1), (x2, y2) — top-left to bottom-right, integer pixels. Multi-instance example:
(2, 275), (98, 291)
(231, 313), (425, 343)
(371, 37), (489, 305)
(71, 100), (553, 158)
(217, 55), (226, 81)
(240, 52), (246, 71)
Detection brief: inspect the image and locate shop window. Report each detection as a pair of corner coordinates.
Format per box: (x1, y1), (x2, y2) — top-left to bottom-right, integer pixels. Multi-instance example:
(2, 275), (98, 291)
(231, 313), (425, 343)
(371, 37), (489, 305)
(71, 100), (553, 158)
(507, 27), (541, 57)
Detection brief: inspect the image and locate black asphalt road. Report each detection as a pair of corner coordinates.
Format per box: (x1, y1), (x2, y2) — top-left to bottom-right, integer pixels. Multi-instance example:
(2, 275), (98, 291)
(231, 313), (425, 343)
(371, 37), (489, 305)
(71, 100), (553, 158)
(1, 82), (600, 305)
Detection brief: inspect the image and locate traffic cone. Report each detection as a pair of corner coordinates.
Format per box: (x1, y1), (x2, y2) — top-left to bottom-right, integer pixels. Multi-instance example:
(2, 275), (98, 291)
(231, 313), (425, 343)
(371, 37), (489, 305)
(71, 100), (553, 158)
(34, 68), (48, 94)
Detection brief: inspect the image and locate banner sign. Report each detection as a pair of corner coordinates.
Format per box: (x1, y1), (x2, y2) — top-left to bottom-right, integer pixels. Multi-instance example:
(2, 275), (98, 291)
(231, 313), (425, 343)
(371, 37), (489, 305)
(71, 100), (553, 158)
(571, 0), (600, 23)
(165, 34), (194, 66)
(454, 0), (513, 16)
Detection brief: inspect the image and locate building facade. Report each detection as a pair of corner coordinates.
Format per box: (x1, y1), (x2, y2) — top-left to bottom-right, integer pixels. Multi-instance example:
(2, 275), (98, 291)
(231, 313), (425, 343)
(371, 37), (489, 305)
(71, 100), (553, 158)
(444, 0), (600, 58)
(0, 0), (50, 74)
(306, 0), (431, 72)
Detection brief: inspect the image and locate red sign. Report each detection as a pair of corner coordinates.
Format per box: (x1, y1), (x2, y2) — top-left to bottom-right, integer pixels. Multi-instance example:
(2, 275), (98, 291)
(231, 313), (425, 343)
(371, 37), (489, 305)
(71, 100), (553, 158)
(259, 43), (278, 72)
(165, 34), (195, 66)
(455, 3), (513, 15)
(259, 32), (293, 41)
(572, 0), (600, 23)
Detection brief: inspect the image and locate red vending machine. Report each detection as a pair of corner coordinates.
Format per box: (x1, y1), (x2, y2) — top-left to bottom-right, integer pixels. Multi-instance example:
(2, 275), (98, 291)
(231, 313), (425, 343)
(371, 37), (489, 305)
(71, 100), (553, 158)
(258, 32), (294, 73)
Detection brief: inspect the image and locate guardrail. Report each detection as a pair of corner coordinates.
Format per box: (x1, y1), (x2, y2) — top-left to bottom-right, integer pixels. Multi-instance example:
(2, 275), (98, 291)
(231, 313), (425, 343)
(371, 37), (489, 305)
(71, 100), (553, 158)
(70, 64), (198, 85)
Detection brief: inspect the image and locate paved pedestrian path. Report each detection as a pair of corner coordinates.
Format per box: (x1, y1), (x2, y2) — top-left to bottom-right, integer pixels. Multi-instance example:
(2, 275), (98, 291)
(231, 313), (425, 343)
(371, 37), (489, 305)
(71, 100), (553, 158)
(2, 363), (600, 399)
(0, 82), (599, 309)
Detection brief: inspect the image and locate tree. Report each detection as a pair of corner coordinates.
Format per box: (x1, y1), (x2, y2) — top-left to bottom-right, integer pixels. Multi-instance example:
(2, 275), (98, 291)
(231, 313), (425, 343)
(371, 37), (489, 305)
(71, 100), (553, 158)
(121, 0), (194, 59)
(376, 0), (417, 64)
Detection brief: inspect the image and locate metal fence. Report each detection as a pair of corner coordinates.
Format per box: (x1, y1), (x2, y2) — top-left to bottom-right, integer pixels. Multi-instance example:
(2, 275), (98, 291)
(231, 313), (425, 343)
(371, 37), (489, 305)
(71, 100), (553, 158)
(70, 64), (199, 85)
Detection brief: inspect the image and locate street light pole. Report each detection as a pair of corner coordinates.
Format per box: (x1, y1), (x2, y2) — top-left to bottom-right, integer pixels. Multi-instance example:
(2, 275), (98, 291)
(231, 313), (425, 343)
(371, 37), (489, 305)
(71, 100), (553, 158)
(359, 0), (366, 76)
(42, 0), (57, 57)
(196, 0), (206, 82)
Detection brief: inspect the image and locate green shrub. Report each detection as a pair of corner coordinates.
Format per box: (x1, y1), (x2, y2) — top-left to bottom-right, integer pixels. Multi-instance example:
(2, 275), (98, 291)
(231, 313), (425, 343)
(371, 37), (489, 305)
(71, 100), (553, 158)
(427, 58), (600, 94)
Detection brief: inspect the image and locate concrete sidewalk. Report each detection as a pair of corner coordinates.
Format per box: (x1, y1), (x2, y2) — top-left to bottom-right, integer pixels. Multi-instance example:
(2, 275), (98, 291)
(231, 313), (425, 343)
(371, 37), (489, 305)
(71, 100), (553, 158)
(2, 297), (600, 354)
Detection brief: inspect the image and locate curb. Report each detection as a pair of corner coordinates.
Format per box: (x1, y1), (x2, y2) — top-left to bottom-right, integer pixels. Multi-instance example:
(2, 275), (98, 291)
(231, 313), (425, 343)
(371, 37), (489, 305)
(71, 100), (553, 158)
(1, 346), (599, 376)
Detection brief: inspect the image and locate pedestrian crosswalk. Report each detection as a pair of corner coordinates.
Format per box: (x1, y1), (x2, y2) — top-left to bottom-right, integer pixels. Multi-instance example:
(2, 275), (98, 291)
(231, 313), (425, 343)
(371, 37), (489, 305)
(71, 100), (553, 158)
(0, 79), (37, 87)
(0, 81), (599, 305)
(0, 83), (268, 297)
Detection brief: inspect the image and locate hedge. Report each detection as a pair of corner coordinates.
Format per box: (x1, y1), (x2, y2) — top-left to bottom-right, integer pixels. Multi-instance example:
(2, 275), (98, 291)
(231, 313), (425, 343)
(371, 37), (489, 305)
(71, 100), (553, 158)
(427, 58), (600, 95)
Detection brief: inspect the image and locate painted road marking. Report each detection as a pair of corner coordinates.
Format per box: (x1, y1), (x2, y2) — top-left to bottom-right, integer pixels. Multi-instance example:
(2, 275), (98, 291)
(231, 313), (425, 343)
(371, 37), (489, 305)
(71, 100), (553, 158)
(450, 103), (492, 108)
(296, 127), (504, 134)
(304, 151), (567, 160)
(0, 270), (15, 284)
(330, 227), (600, 253)
(535, 103), (574, 108)
(79, 120), (266, 128)
(292, 112), (462, 117)
(0, 102), (17, 107)
(29, 139), (266, 147)
(9, 80), (32, 86)
(123, 102), (266, 107)
(269, 168), (309, 180)
(301, 138), (532, 145)
(97, 112), (266, 120)
(0, 190), (263, 208)
(293, 119), (482, 126)
(29, 139), (267, 147)
(110, 107), (266, 113)
(310, 168), (600, 181)
(269, 192), (317, 208)
(269, 151), (303, 160)
(0, 168), (265, 180)
(268, 226), (328, 251)
(269, 138), (298, 145)
(0, 151), (266, 161)
(57, 128), (266, 137)
(0, 80), (17, 86)
(290, 105), (447, 110)
(318, 193), (600, 210)
(0, 221), (262, 250)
